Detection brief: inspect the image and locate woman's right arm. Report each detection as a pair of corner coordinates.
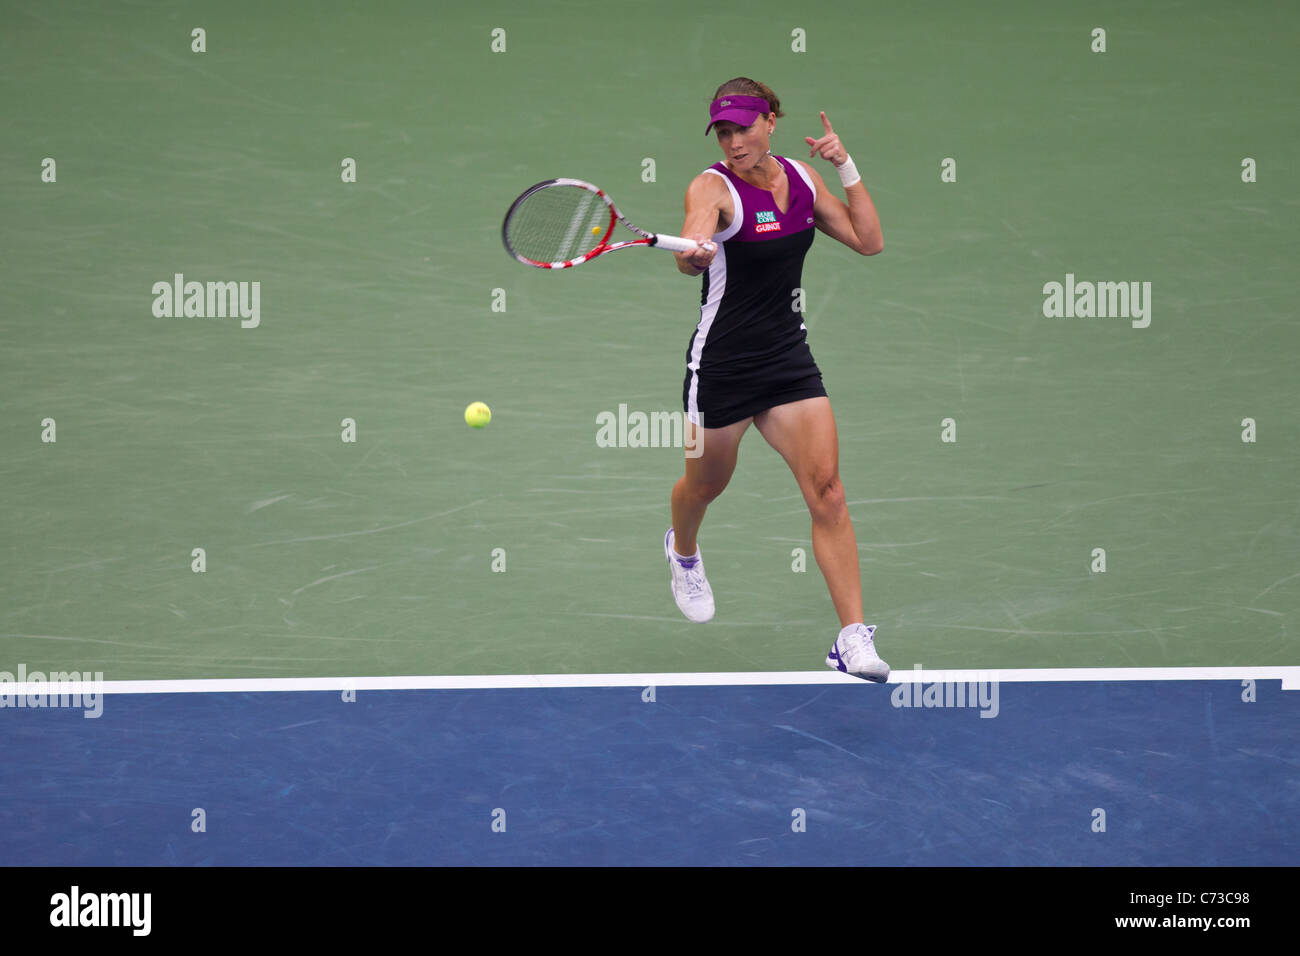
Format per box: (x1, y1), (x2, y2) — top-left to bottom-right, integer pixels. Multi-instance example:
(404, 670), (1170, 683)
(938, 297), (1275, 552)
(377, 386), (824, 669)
(674, 173), (728, 276)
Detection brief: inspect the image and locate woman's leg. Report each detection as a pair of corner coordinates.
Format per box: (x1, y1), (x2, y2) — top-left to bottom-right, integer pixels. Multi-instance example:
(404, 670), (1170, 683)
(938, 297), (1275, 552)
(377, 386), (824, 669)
(670, 415), (753, 556)
(752, 396), (863, 627)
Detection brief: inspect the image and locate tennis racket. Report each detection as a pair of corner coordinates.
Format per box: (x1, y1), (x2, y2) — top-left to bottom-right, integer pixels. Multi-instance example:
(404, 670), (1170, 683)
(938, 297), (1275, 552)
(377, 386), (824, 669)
(502, 178), (714, 270)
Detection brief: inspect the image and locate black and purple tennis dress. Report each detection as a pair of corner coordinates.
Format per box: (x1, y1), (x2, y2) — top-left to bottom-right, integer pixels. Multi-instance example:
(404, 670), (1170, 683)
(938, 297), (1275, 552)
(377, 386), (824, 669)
(682, 155), (826, 429)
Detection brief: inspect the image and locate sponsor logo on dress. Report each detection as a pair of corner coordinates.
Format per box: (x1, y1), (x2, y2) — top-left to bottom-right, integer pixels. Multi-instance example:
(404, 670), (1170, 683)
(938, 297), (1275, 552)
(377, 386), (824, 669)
(755, 210), (776, 223)
(755, 210), (781, 233)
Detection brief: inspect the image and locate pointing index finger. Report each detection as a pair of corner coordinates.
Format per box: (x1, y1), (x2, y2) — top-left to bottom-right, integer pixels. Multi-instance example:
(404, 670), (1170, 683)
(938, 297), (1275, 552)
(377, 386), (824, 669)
(820, 110), (834, 133)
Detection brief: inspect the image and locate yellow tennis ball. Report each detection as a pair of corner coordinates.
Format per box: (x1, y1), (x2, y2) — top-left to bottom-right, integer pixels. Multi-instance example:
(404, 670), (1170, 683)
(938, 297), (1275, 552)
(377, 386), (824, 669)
(591, 226), (601, 235)
(464, 402), (491, 428)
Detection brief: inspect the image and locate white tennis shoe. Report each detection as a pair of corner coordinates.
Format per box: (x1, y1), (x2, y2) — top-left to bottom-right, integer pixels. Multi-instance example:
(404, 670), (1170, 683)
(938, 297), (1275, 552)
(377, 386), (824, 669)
(664, 528), (714, 622)
(826, 623), (890, 682)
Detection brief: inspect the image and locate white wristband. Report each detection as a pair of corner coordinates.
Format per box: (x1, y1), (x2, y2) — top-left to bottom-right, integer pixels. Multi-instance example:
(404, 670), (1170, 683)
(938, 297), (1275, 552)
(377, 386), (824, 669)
(835, 154), (861, 188)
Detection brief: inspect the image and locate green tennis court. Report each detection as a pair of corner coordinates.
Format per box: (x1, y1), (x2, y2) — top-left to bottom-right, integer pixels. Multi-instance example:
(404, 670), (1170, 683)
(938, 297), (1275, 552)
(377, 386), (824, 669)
(3, 0), (1296, 683)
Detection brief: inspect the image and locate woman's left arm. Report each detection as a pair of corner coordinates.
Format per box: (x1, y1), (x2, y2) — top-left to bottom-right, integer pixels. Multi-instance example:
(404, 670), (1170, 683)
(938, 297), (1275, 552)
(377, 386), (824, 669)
(800, 111), (883, 256)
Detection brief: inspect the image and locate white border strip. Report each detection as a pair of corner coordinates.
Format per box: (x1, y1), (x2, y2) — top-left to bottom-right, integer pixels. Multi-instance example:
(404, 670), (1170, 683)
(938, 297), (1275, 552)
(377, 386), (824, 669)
(4, 666), (1297, 696)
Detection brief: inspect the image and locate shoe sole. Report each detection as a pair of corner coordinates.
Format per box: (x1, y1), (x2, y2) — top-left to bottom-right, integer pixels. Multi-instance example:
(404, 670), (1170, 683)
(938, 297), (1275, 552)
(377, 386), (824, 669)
(826, 657), (890, 683)
(825, 646), (890, 683)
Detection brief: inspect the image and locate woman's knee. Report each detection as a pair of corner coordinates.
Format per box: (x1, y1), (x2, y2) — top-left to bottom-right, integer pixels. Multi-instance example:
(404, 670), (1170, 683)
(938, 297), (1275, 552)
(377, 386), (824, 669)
(682, 424), (746, 504)
(805, 471), (847, 521)
(686, 474), (732, 504)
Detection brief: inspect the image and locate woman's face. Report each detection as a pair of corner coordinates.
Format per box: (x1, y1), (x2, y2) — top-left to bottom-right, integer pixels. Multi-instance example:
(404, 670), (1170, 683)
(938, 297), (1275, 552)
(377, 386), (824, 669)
(714, 114), (774, 173)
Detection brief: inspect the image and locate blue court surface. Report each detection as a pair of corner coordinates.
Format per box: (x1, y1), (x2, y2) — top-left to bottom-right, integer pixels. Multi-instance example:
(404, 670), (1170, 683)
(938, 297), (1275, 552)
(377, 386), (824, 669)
(2, 677), (1295, 866)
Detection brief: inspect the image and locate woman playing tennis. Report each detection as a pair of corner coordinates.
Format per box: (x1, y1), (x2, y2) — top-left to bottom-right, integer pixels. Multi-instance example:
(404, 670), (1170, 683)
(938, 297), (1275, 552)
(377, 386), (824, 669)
(663, 77), (889, 681)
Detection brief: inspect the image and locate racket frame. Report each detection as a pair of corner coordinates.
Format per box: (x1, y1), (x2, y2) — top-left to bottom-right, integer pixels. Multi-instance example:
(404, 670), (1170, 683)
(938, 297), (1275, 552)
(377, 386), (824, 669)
(502, 178), (709, 269)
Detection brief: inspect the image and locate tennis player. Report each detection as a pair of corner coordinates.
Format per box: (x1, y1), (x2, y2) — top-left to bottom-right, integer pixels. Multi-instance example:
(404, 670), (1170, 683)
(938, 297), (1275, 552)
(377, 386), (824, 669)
(663, 78), (889, 681)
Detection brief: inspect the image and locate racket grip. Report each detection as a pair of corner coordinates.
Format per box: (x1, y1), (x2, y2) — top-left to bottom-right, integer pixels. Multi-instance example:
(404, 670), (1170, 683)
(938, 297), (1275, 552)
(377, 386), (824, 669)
(653, 234), (709, 254)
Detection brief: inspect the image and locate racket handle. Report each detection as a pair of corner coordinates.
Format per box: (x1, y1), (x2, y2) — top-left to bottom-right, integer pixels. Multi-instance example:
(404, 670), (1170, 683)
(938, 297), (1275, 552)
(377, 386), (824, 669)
(653, 234), (712, 254)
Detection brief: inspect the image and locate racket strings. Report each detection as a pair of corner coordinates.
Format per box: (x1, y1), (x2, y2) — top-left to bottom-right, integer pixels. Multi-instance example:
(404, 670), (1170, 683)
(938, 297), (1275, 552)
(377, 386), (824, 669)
(506, 185), (611, 264)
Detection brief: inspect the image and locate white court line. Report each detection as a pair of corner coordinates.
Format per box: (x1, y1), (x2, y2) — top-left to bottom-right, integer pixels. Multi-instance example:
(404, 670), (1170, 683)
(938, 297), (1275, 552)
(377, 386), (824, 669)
(3, 666), (1298, 696)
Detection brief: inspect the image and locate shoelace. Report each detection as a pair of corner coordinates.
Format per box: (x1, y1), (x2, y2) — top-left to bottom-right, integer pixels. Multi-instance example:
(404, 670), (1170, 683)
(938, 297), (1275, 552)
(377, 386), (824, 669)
(840, 626), (876, 660)
(681, 564), (707, 595)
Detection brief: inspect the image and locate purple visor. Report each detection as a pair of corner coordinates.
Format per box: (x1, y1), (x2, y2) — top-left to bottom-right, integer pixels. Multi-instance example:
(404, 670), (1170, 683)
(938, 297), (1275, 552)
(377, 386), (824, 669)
(705, 95), (770, 134)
